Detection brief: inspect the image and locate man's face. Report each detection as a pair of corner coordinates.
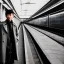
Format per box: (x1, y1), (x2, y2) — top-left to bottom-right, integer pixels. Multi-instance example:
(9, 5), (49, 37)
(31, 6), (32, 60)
(6, 13), (14, 21)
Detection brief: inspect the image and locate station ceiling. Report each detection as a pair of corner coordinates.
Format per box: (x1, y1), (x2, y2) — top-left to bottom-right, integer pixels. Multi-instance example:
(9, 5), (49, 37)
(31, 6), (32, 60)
(11, 0), (50, 18)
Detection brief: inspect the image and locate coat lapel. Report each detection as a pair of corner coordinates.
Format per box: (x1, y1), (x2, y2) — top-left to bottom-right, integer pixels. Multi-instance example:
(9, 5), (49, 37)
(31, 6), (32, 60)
(3, 23), (8, 33)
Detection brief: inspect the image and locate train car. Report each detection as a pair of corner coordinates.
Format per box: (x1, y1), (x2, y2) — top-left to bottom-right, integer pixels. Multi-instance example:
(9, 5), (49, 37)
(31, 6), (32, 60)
(29, 18), (39, 25)
(28, 10), (64, 31)
(29, 16), (48, 27)
(38, 16), (48, 27)
(49, 11), (64, 30)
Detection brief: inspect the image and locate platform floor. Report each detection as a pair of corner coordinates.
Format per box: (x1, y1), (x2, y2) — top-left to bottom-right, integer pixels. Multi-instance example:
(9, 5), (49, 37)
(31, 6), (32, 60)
(24, 24), (64, 64)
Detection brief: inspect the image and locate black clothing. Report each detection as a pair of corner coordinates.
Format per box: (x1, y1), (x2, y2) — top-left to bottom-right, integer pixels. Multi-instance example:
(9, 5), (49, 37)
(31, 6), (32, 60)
(5, 20), (17, 64)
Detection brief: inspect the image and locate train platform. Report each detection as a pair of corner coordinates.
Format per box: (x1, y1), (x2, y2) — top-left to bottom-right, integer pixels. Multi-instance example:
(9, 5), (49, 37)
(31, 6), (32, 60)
(24, 24), (64, 64)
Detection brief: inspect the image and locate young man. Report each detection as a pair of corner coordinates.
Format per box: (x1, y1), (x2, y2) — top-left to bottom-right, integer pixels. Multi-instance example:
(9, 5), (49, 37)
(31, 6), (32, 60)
(2, 10), (18, 64)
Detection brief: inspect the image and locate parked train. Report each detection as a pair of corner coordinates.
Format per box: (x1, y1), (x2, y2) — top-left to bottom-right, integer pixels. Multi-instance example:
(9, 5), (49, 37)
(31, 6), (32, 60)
(27, 10), (64, 31)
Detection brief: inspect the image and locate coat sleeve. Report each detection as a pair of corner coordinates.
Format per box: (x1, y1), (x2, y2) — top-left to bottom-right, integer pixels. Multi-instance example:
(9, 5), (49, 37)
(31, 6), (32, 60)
(16, 27), (19, 43)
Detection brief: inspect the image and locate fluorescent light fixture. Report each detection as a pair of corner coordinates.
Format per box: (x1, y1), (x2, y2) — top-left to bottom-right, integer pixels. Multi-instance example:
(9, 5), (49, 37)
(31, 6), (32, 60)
(11, 0), (50, 18)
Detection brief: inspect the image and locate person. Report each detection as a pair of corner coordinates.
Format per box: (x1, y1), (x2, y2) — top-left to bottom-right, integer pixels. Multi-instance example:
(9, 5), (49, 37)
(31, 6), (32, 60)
(2, 10), (19, 64)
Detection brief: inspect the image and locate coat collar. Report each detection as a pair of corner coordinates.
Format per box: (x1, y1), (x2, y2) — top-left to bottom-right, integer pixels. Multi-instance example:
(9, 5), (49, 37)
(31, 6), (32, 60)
(3, 22), (8, 33)
(3, 20), (16, 33)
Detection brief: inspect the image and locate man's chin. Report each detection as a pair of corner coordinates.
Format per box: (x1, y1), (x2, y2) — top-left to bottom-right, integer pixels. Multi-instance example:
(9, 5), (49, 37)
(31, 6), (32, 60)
(7, 19), (12, 21)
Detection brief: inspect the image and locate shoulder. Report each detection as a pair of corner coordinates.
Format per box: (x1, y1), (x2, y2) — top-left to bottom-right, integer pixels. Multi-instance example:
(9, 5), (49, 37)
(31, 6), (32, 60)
(0, 21), (6, 26)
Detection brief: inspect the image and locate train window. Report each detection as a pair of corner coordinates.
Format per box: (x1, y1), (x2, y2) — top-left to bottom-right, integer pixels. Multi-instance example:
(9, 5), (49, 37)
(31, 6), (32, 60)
(49, 11), (64, 30)
(38, 16), (48, 27)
